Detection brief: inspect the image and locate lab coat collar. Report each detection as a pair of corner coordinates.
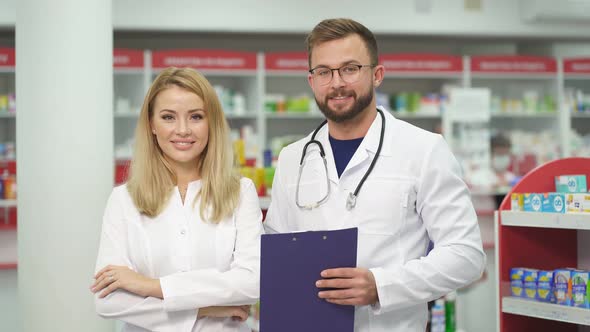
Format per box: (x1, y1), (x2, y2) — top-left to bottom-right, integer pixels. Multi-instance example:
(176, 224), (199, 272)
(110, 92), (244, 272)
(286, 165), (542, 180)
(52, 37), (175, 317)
(312, 106), (394, 183)
(365, 106), (393, 157)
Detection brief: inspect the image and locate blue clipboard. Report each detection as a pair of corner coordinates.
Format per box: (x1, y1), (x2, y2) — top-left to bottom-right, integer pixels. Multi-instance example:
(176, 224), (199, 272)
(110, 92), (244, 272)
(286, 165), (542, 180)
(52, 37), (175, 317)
(260, 227), (358, 332)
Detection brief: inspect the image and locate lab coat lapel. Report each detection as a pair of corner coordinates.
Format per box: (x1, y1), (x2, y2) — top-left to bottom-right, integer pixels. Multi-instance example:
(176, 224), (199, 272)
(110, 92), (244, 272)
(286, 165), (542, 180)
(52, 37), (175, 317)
(344, 111), (383, 175)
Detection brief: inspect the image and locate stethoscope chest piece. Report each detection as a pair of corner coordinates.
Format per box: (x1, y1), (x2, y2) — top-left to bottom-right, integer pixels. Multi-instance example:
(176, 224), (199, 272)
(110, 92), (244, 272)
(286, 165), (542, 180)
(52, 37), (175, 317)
(346, 192), (357, 210)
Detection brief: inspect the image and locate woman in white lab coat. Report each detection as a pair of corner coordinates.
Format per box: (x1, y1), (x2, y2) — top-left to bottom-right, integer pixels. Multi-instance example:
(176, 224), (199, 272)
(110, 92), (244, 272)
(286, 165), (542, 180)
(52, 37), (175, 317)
(91, 67), (263, 332)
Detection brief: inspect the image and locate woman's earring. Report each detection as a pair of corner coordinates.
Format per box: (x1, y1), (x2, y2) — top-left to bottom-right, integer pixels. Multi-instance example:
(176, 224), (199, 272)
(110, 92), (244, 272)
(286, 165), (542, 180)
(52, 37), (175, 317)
(152, 129), (156, 134)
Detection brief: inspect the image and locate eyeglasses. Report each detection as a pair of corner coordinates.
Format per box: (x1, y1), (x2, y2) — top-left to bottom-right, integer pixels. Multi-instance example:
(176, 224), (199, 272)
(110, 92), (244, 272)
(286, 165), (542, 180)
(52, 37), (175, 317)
(309, 64), (374, 86)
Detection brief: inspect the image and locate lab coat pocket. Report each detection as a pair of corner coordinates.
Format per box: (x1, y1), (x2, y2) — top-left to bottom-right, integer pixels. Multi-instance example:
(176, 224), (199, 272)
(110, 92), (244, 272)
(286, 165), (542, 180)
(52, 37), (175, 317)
(215, 222), (237, 271)
(354, 177), (414, 236)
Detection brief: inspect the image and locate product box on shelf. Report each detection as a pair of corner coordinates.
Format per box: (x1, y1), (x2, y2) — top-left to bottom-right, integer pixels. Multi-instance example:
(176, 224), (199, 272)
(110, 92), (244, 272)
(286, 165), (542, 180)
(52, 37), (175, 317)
(542, 193), (566, 213)
(536, 270), (554, 302)
(571, 270), (589, 308)
(555, 175), (587, 193)
(524, 193), (543, 212)
(566, 193), (590, 213)
(511, 193), (524, 211)
(510, 267), (525, 297)
(554, 269), (573, 306)
(523, 269), (539, 300)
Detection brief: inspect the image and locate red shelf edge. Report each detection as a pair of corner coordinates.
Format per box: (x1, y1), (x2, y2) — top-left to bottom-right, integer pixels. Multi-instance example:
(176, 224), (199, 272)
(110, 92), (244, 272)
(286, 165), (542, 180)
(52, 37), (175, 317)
(0, 224), (16, 231)
(0, 263), (17, 270)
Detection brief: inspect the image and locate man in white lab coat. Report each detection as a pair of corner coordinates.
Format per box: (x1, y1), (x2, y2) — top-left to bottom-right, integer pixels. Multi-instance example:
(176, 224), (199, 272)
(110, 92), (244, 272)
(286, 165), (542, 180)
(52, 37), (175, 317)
(264, 18), (486, 332)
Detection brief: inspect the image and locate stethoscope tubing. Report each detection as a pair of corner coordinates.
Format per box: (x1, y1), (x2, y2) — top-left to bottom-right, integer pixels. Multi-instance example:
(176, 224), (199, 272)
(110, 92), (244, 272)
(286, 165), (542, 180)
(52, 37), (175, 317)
(296, 108), (385, 210)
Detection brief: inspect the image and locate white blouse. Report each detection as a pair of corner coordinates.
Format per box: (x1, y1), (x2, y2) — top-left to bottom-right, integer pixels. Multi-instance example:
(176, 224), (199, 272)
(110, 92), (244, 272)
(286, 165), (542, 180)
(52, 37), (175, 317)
(94, 178), (263, 332)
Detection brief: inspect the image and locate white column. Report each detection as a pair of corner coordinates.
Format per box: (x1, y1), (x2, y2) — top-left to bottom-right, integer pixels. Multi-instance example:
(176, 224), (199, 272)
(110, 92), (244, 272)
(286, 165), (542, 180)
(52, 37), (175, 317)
(16, 1), (113, 331)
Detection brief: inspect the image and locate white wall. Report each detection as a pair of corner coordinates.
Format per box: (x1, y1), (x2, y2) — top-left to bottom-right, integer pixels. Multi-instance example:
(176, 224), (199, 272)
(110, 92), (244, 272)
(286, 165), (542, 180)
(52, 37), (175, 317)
(111, 0), (590, 37)
(0, 270), (17, 331)
(2, 0), (590, 38)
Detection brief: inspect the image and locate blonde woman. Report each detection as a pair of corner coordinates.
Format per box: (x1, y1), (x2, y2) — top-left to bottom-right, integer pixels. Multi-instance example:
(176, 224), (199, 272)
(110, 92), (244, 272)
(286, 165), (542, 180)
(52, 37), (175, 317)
(91, 67), (263, 332)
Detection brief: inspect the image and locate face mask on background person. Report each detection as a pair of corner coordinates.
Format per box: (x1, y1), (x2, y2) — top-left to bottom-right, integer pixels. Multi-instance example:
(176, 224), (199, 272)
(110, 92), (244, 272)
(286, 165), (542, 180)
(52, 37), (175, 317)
(492, 154), (511, 172)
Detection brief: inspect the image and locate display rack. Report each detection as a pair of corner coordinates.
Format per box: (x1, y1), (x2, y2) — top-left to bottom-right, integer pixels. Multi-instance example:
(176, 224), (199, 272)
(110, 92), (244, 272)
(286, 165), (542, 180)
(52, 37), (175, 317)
(502, 297), (590, 326)
(495, 157), (590, 331)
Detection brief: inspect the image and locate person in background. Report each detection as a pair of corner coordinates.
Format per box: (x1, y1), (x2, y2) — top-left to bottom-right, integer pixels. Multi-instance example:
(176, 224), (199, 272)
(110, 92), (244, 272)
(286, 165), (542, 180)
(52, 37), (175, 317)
(264, 18), (485, 331)
(491, 132), (517, 189)
(91, 67), (263, 332)
(491, 132), (518, 207)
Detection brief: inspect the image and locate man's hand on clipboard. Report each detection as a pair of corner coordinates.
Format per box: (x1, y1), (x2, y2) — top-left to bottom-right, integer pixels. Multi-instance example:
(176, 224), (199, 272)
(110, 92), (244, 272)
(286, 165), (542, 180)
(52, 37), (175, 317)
(315, 268), (379, 306)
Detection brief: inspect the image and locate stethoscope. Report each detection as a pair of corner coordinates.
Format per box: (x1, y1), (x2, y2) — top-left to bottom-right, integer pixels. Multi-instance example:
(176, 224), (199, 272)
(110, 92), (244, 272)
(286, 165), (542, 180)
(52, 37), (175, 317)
(295, 108), (385, 210)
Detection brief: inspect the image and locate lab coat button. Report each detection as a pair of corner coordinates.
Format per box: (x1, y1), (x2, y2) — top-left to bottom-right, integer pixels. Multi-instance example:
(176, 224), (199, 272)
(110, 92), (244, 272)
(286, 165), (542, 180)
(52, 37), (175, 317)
(180, 229), (186, 235)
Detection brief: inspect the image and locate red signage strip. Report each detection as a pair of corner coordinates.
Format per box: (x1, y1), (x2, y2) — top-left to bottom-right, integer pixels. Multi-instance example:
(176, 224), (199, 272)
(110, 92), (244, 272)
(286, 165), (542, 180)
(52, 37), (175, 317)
(564, 58), (590, 75)
(0, 48), (15, 67)
(114, 49), (144, 69)
(471, 55), (556, 74)
(152, 50), (257, 70)
(265, 52), (308, 71)
(379, 54), (463, 73)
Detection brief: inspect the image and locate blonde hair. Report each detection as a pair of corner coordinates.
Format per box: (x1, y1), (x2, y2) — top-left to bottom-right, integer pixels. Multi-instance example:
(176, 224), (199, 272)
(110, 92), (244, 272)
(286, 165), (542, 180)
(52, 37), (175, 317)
(127, 67), (241, 223)
(305, 18), (379, 68)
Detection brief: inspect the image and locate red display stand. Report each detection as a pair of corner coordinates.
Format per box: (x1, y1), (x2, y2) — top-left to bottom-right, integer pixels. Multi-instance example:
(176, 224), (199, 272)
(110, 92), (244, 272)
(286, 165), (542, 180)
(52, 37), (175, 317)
(497, 157), (590, 331)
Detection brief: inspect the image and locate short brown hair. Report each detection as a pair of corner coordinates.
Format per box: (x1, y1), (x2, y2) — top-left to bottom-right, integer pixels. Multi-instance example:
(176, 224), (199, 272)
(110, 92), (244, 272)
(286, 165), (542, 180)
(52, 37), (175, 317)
(305, 18), (379, 68)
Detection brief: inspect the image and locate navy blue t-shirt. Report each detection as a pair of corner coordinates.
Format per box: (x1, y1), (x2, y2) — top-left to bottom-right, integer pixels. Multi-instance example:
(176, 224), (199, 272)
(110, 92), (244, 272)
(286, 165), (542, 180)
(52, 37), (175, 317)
(329, 135), (364, 178)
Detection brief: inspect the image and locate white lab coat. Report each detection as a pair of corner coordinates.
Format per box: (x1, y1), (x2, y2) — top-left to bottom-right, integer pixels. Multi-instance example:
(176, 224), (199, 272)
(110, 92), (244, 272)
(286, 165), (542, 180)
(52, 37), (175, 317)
(95, 178), (263, 332)
(265, 107), (486, 332)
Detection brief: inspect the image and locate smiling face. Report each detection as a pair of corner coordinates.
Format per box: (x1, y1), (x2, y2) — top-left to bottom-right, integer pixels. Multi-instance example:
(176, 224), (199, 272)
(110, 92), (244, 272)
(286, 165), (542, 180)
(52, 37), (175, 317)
(308, 34), (382, 123)
(150, 84), (209, 171)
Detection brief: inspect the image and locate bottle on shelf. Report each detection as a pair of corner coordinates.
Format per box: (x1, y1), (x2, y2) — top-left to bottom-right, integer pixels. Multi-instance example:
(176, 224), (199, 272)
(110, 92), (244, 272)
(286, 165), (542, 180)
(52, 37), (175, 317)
(2, 169), (16, 200)
(431, 299), (446, 332)
(444, 291), (457, 332)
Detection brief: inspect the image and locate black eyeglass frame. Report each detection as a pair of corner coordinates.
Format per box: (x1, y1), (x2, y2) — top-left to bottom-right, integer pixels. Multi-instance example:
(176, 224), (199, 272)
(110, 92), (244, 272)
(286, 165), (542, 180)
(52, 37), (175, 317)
(308, 64), (375, 85)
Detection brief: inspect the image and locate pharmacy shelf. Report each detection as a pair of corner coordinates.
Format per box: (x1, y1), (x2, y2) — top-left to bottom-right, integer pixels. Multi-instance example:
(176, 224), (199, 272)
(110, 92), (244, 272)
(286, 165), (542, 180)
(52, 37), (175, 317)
(0, 200), (16, 208)
(0, 224), (16, 231)
(472, 74), (556, 80)
(394, 112), (441, 120)
(502, 297), (590, 326)
(0, 113), (15, 118)
(500, 211), (590, 230)
(151, 69), (257, 78)
(265, 71), (307, 78)
(114, 68), (144, 75)
(491, 113), (557, 119)
(265, 113), (324, 120)
(572, 113), (590, 119)
(383, 72), (462, 79)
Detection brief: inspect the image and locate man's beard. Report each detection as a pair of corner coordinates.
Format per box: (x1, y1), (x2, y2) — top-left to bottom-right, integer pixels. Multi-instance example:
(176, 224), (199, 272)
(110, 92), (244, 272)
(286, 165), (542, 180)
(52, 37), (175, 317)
(315, 88), (373, 123)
